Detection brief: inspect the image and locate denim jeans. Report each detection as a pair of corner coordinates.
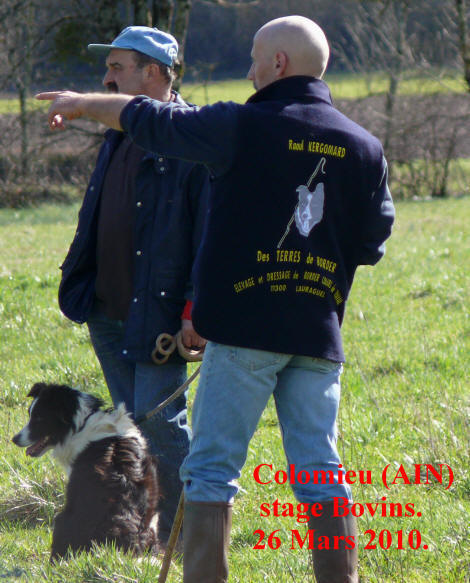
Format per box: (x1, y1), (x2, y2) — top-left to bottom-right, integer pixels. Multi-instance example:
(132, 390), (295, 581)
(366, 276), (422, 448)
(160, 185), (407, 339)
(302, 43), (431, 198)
(87, 306), (190, 541)
(180, 341), (352, 504)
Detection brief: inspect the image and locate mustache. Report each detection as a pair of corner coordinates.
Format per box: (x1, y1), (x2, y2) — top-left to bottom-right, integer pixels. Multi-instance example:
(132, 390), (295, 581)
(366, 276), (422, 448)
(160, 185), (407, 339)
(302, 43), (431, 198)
(105, 82), (119, 93)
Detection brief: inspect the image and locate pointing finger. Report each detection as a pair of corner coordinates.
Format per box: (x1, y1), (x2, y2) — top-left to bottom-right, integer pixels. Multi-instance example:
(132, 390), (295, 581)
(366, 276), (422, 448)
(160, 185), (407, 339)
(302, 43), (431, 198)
(35, 91), (64, 101)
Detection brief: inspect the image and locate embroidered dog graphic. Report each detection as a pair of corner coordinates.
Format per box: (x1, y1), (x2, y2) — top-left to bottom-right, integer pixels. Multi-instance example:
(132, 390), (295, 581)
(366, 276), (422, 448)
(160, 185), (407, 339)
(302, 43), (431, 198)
(294, 181), (325, 237)
(278, 157), (326, 248)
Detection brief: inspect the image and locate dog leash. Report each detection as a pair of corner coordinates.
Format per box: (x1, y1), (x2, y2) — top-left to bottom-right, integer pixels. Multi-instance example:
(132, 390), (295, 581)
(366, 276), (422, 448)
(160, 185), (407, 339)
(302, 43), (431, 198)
(145, 332), (204, 582)
(135, 366), (201, 425)
(135, 332), (204, 425)
(151, 330), (204, 365)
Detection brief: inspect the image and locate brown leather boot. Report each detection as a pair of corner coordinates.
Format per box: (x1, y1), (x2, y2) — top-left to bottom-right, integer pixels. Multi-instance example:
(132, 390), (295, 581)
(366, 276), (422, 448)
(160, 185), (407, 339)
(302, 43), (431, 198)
(183, 500), (232, 583)
(309, 501), (358, 583)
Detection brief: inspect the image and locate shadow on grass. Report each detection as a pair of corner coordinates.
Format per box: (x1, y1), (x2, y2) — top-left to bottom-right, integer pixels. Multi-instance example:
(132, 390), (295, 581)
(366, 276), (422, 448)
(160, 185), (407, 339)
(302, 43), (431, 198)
(0, 566), (27, 579)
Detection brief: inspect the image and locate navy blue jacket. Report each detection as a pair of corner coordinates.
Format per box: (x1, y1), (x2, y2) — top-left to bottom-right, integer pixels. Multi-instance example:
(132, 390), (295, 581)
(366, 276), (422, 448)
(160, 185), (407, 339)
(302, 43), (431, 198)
(59, 106), (210, 362)
(121, 76), (395, 361)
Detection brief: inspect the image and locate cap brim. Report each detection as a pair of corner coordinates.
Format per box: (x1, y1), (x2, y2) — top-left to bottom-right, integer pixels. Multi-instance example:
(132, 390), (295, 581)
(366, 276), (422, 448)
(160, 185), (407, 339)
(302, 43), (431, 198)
(87, 43), (114, 55)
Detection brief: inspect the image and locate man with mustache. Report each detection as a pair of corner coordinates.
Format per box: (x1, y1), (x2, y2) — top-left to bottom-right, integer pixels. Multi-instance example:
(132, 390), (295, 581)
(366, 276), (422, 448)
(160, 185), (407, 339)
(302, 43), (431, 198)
(56, 26), (209, 549)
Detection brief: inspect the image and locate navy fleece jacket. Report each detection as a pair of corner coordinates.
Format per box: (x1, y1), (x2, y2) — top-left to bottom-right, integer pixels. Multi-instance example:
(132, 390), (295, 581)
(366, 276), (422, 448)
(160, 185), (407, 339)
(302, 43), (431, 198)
(121, 76), (395, 361)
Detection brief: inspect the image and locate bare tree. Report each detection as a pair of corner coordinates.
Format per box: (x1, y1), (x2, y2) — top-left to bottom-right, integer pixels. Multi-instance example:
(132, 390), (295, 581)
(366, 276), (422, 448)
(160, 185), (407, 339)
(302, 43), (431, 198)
(1, 1), (37, 179)
(431, 0), (470, 91)
(332, 0), (470, 199)
(455, 0), (470, 90)
(151, 0), (258, 84)
(333, 0), (417, 155)
(0, 0), (72, 182)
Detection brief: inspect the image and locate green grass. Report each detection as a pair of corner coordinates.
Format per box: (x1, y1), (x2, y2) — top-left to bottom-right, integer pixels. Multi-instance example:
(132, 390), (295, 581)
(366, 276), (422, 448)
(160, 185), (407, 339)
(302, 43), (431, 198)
(180, 70), (467, 105)
(0, 97), (49, 115)
(181, 78), (254, 105)
(0, 70), (467, 114)
(1, 197), (469, 581)
(324, 70), (467, 100)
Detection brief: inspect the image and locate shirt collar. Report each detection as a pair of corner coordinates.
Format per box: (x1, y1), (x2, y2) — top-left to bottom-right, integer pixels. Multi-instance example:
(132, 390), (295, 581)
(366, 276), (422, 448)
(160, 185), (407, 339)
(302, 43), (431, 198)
(171, 90), (187, 106)
(106, 90), (187, 142)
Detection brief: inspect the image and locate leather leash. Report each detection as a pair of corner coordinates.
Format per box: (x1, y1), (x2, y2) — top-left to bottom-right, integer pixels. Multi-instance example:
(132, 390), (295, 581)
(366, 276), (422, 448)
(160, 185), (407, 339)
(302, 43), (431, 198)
(136, 332), (204, 425)
(151, 330), (204, 365)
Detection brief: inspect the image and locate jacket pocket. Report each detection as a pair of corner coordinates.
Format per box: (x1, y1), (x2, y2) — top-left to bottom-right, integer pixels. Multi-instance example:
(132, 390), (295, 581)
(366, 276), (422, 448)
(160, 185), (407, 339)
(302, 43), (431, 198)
(150, 274), (186, 302)
(149, 275), (186, 331)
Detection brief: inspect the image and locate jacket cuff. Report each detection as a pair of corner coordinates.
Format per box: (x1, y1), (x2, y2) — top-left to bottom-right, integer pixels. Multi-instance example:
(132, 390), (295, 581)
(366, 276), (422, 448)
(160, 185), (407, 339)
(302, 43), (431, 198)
(119, 95), (148, 133)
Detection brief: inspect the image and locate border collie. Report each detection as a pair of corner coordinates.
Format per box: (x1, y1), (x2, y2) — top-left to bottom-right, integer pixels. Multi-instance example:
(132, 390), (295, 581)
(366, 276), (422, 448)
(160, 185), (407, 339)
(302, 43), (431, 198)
(12, 382), (159, 560)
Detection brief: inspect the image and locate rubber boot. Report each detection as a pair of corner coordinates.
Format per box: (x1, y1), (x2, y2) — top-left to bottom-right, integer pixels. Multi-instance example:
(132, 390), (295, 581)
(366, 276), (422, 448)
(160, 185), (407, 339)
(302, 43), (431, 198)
(309, 501), (358, 583)
(183, 501), (232, 583)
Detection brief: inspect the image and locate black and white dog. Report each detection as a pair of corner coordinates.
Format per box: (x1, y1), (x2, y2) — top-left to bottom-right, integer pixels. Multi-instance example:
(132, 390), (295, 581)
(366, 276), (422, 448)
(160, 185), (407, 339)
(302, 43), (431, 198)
(12, 382), (160, 560)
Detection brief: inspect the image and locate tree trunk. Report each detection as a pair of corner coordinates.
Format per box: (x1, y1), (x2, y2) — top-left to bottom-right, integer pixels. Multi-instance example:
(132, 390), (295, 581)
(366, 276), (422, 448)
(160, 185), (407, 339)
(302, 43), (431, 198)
(152, 0), (175, 31)
(173, 0), (192, 87)
(384, 73), (399, 156)
(95, 0), (122, 41)
(19, 0), (34, 179)
(18, 85), (29, 179)
(133, 0), (151, 26)
(455, 0), (470, 91)
(382, 1), (410, 178)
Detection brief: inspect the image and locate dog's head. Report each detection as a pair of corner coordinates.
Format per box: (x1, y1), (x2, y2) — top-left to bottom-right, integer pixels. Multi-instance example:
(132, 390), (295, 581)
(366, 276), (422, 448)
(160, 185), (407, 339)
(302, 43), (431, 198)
(12, 383), (104, 457)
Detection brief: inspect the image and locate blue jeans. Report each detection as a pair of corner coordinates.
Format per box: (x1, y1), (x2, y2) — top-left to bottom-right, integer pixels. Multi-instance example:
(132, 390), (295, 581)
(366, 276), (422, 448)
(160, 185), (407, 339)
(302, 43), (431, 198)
(87, 307), (190, 540)
(180, 341), (352, 504)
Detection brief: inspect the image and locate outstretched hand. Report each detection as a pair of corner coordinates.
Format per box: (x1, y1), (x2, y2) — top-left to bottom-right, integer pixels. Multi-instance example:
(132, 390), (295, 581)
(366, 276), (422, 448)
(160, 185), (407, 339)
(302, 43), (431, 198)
(36, 91), (84, 130)
(35, 91), (130, 131)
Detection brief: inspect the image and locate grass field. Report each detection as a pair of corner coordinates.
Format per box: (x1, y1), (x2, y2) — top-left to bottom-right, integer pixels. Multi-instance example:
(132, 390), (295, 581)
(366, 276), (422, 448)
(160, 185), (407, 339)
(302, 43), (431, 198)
(181, 70), (467, 105)
(0, 196), (469, 582)
(0, 69), (467, 114)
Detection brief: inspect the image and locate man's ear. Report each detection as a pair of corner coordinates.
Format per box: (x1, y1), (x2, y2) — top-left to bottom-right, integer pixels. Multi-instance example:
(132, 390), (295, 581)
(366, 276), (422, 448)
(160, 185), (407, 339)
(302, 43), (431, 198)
(274, 52), (288, 78)
(144, 62), (159, 81)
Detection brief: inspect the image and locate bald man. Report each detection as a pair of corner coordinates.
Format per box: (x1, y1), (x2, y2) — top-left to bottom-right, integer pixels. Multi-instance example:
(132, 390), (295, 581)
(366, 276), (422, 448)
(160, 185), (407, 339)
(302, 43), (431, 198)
(38, 16), (394, 583)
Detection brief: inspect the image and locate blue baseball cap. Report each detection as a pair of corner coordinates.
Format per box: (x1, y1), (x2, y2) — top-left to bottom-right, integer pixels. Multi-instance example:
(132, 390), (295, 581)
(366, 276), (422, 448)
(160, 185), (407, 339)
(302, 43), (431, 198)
(88, 26), (178, 67)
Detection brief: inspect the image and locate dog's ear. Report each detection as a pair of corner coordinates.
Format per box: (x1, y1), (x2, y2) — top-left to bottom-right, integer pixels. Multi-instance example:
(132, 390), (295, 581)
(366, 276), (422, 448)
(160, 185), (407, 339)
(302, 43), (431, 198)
(54, 386), (82, 426)
(56, 387), (103, 425)
(28, 382), (49, 399)
(84, 394), (104, 413)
